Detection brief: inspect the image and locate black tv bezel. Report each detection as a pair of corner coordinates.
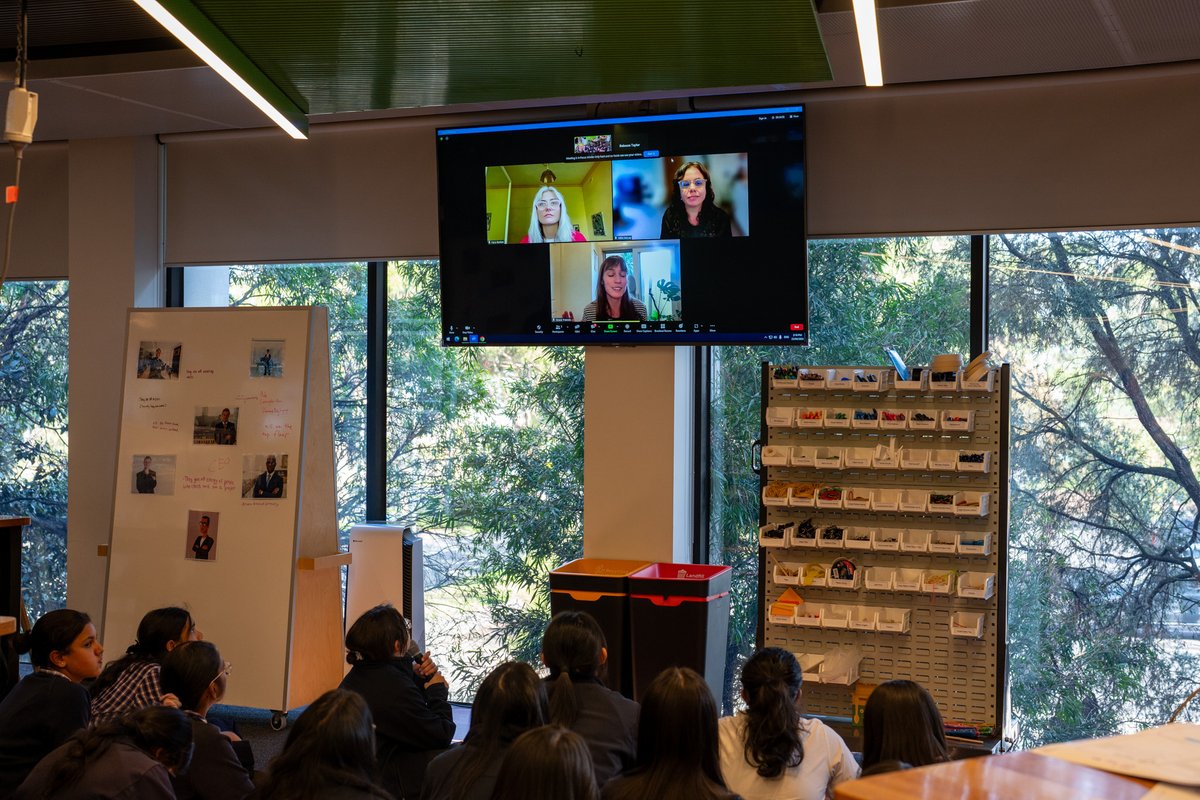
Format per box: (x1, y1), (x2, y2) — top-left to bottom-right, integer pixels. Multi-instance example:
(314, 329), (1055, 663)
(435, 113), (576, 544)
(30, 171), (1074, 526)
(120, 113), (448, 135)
(435, 104), (809, 347)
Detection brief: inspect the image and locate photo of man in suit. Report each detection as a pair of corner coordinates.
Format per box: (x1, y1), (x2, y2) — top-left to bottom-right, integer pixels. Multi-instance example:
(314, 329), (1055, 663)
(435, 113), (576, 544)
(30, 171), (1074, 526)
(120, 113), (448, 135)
(188, 514), (217, 562)
(252, 454), (284, 499)
(136, 456), (157, 494)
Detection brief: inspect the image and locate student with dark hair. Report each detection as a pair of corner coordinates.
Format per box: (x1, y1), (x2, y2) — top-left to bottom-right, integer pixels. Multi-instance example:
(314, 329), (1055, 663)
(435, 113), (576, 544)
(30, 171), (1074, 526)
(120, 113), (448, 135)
(422, 662), (549, 800)
(718, 648), (858, 799)
(0, 609), (104, 796)
(252, 688), (393, 800)
(339, 604), (453, 800)
(160, 640), (255, 799)
(861, 679), (949, 771)
(14, 705), (192, 799)
(540, 611), (638, 786)
(90, 606), (200, 725)
(601, 667), (740, 800)
(488, 726), (599, 800)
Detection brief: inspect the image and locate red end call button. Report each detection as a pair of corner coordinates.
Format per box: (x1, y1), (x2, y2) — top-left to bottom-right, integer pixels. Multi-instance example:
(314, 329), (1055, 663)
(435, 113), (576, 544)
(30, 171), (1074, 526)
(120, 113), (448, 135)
(789, 323), (805, 331)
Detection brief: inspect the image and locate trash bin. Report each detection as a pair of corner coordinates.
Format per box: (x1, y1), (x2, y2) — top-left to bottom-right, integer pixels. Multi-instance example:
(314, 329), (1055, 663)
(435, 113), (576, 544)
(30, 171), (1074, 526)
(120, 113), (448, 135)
(549, 558), (651, 698)
(629, 563), (733, 703)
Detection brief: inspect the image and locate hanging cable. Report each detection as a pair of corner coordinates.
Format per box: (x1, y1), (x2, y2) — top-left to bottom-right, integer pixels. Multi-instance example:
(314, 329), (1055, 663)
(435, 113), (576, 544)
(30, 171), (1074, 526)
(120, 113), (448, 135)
(1, 0), (36, 288)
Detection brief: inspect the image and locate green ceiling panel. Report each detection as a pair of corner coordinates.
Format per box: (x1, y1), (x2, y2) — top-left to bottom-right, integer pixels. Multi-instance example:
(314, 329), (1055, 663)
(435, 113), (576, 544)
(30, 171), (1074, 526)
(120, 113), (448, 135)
(184, 0), (832, 115)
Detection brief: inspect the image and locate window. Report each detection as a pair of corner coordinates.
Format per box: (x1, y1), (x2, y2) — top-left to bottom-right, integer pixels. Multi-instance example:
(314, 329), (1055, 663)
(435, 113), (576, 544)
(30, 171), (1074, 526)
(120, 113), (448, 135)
(0, 281), (69, 620)
(989, 229), (1200, 744)
(386, 260), (585, 700)
(708, 237), (971, 711)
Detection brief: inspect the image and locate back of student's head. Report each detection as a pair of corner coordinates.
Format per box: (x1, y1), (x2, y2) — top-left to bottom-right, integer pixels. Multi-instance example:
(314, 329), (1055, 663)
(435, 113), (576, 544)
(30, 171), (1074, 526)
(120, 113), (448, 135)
(628, 667), (726, 799)
(450, 662), (550, 800)
(489, 726), (598, 800)
(160, 640), (224, 711)
(41, 706), (193, 795)
(861, 679), (949, 769)
(345, 603), (409, 665)
(739, 647), (804, 778)
(541, 611), (606, 726)
(257, 689), (389, 800)
(17, 608), (91, 669)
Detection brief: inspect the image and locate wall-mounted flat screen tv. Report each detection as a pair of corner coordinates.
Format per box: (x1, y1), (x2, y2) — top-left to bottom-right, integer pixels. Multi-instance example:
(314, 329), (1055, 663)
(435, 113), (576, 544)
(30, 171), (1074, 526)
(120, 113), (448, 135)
(436, 105), (807, 346)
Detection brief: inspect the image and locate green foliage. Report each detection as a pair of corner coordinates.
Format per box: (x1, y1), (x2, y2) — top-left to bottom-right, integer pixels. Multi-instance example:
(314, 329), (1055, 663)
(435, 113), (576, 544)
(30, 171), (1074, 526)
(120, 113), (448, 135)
(991, 229), (1200, 745)
(0, 281), (69, 620)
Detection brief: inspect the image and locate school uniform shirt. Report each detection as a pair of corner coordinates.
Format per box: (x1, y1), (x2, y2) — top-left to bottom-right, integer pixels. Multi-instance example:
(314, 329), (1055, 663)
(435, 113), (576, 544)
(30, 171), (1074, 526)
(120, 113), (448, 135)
(545, 676), (639, 787)
(421, 742), (506, 800)
(718, 715), (859, 800)
(0, 671), (90, 797)
(171, 711), (255, 800)
(340, 657), (454, 800)
(13, 739), (174, 800)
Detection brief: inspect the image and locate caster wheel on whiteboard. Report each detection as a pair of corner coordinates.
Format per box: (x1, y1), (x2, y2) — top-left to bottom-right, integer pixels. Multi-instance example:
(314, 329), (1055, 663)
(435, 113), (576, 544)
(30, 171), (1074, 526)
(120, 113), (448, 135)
(270, 712), (287, 731)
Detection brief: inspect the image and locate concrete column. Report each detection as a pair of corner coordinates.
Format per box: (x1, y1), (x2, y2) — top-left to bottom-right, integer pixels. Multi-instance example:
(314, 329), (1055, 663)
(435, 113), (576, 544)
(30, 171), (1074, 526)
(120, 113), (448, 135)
(583, 346), (694, 563)
(66, 138), (161, 621)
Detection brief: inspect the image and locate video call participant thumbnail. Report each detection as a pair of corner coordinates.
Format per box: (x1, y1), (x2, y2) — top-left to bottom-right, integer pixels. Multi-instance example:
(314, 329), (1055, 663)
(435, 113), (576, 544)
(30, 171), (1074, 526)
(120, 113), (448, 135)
(660, 161), (732, 239)
(523, 186), (588, 244)
(583, 256), (647, 323)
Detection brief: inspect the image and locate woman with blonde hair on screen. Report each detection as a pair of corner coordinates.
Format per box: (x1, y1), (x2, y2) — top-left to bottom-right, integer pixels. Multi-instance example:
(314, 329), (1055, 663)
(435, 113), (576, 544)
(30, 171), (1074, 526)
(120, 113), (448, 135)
(522, 186), (587, 243)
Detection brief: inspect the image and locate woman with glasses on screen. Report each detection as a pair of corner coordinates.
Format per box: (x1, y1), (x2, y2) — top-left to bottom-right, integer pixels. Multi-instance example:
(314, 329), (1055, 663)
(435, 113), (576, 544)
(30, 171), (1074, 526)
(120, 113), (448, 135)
(582, 256), (647, 323)
(522, 186), (588, 243)
(660, 161), (732, 239)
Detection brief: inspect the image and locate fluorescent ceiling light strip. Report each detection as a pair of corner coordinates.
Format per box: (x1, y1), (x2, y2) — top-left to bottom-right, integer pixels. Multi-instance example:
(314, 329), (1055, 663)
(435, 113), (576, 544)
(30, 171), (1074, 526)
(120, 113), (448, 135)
(133, 0), (307, 139)
(852, 0), (884, 87)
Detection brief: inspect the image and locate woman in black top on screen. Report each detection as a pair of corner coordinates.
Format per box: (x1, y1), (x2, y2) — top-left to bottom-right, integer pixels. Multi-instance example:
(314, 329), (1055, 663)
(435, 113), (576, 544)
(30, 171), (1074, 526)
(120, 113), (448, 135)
(339, 604), (454, 800)
(541, 611), (639, 786)
(0, 610), (104, 797)
(659, 161), (732, 239)
(421, 661), (548, 800)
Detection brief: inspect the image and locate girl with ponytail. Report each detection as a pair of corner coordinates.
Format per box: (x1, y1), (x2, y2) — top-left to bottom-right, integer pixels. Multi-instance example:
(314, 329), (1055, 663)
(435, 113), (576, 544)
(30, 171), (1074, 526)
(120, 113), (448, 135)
(90, 606), (201, 725)
(717, 648), (858, 799)
(540, 611), (638, 786)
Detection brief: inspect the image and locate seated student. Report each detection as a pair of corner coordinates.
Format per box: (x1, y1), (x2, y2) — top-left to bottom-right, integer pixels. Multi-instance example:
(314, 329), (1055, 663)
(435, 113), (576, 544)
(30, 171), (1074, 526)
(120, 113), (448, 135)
(339, 604), (454, 800)
(488, 725), (599, 800)
(718, 648), (858, 799)
(160, 640), (255, 800)
(0, 610), (104, 797)
(601, 667), (741, 800)
(860, 679), (949, 771)
(90, 606), (201, 725)
(541, 611), (639, 786)
(422, 661), (548, 800)
(14, 705), (192, 799)
(252, 688), (392, 800)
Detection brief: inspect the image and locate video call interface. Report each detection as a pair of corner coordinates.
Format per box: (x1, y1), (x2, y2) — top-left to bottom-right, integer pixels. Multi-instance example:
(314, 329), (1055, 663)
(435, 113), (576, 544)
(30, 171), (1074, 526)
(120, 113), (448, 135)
(436, 105), (808, 346)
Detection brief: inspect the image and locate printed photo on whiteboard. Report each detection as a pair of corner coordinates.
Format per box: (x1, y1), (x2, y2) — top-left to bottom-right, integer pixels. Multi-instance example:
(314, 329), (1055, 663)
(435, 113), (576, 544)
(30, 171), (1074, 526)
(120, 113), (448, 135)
(185, 510), (219, 562)
(243, 453), (287, 499)
(193, 406), (239, 446)
(137, 341), (181, 380)
(250, 339), (285, 378)
(131, 454), (176, 495)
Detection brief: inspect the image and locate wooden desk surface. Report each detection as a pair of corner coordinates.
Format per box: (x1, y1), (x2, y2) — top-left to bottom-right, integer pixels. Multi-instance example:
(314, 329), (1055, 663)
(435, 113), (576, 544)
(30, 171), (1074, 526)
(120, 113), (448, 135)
(0, 517), (30, 529)
(835, 751), (1154, 800)
(0, 616), (15, 636)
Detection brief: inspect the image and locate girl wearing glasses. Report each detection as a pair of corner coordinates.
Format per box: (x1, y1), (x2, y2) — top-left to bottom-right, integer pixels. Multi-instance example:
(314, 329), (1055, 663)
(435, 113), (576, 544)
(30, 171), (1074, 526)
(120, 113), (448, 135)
(660, 161), (732, 239)
(160, 641), (255, 799)
(522, 186), (588, 243)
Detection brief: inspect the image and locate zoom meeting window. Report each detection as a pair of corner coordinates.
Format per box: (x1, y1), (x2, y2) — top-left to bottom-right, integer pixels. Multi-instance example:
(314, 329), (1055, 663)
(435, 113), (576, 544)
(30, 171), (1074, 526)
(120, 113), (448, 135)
(437, 106), (808, 346)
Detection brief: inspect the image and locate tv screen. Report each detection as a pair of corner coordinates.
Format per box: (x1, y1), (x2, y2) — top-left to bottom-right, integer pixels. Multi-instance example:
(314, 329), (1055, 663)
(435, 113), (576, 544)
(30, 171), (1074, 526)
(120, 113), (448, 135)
(436, 105), (808, 346)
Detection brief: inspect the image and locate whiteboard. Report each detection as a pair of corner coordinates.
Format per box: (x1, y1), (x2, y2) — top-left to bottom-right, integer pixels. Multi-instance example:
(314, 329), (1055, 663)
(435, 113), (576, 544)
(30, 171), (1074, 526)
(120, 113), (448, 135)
(103, 307), (338, 712)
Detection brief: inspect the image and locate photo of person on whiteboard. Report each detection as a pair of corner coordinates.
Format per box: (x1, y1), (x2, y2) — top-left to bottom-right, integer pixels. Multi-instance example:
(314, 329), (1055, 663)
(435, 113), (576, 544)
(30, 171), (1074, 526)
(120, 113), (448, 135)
(582, 256), (647, 322)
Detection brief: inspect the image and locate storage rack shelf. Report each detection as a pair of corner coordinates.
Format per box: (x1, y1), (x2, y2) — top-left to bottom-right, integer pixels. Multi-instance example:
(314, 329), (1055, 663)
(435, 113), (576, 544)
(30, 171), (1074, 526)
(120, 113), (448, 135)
(756, 363), (1009, 734)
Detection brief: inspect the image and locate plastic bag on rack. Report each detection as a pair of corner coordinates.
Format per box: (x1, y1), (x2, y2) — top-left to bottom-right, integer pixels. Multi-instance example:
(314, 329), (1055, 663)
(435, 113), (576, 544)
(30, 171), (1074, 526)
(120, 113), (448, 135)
(820, 644), (863, 684)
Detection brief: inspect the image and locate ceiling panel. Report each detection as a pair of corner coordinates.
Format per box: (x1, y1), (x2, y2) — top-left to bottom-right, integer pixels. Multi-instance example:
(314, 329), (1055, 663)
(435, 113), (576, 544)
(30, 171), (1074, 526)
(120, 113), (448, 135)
(187, 0), (832, 114)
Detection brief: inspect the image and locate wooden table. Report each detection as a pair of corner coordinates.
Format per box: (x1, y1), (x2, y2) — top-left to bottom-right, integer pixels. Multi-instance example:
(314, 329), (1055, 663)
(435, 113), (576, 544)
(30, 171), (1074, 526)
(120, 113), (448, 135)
(834, 751), (1155, 800)
(0, 616), (13, 636)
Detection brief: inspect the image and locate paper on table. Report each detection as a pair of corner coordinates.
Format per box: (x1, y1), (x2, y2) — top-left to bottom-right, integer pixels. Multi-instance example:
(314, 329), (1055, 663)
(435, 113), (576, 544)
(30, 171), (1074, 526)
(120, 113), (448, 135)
(1034, 723), (1200, 787)
(1145, 785), (1200, 799)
